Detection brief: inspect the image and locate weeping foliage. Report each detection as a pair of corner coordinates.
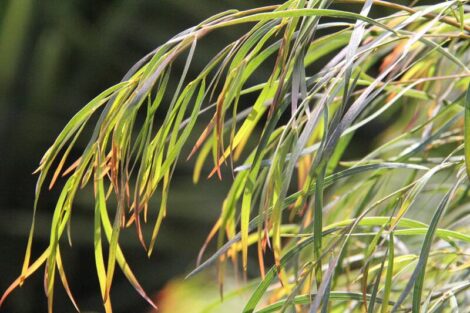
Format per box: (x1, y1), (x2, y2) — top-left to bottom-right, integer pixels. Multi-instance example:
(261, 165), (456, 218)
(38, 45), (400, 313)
(2, 0), (470, 312)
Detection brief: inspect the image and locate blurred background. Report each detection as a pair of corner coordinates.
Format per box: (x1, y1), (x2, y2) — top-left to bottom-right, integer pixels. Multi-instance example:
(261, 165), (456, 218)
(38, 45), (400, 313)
(0, 1), (268, 312)
(0, 0), (436, 312)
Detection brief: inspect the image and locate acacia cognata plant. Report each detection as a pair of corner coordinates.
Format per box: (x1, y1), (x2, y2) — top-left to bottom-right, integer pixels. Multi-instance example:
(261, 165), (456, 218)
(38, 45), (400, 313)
(2, 0), (470, 312)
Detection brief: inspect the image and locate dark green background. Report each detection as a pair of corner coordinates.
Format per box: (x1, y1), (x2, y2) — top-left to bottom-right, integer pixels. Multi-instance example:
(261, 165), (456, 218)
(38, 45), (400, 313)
(0, 1), (261, 312)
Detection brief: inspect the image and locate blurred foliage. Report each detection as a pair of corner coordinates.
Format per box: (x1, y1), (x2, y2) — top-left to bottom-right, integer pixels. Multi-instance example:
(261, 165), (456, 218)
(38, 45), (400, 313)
(149, 272), (255, 313)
